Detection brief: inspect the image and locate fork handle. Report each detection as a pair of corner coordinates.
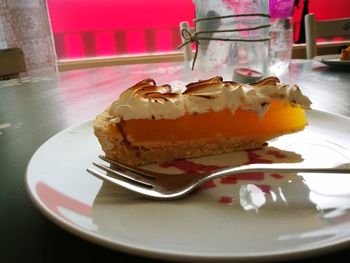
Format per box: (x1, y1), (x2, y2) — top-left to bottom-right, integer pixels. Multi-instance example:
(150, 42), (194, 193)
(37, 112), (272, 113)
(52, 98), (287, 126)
(206, 162), (350, 182)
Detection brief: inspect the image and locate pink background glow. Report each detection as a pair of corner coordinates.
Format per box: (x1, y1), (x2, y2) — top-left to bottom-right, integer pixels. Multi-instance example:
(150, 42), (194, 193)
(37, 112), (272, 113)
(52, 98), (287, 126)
(47, 0), (350, 59)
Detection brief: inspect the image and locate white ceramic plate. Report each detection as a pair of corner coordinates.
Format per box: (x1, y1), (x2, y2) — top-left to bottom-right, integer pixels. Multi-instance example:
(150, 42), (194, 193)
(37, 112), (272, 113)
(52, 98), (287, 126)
(315, 54), (350, 68)
(320, 59), (350, 68)
(25, 110), (350, 262)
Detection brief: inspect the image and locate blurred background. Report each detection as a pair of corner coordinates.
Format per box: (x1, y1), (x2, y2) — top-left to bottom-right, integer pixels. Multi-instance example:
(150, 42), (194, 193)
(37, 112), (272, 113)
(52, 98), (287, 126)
(47, 0), (350, 60)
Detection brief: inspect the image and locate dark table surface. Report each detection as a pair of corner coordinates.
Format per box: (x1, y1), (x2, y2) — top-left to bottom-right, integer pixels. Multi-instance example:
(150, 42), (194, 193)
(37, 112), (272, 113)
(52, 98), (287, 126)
(1, 60), (350, 262)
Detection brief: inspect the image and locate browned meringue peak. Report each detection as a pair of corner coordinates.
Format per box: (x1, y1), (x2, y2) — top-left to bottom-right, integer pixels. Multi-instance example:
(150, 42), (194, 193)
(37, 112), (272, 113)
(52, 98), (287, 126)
(250, 76), (280, 88)
(249, 76), (304, 102)
(125, 78), (181, 101)
(184, 76), (225, 92)
(123, 76), (285, 99)
(183, 76), (285, 96)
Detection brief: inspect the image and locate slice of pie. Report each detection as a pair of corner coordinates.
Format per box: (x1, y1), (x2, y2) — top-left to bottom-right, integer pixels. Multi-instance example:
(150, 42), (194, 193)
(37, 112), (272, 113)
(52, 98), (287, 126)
(93, 76), (311, 166)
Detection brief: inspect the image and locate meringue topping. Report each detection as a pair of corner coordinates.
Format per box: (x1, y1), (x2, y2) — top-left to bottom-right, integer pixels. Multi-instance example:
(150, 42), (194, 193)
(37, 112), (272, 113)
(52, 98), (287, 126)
(108, 77), (312, 122)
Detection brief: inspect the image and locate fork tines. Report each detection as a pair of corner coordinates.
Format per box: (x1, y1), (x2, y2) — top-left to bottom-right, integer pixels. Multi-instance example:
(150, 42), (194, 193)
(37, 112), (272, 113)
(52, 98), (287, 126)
(87, 156), (154, 190)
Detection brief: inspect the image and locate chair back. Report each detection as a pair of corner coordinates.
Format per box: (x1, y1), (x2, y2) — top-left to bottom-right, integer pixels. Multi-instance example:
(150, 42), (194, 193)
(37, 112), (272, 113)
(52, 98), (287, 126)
(305, 13), (350, 59)
(0, 48), (26, 80)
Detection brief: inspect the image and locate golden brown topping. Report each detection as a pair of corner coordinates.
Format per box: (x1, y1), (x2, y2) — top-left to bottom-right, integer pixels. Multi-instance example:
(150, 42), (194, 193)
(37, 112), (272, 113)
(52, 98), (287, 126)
(193, 95), (216, 100)
(184, 76), (225, 94)
(250, 76), (280, 88)
(127, 78), (179, 101)
(126, 76), (284, 99)
(128, 78), (156, 91)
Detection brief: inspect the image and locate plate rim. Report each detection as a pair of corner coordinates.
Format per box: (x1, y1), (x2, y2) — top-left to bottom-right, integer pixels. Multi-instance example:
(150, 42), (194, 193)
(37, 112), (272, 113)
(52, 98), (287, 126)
(25, 109), (350, 262)
(318, 58), (350, 67)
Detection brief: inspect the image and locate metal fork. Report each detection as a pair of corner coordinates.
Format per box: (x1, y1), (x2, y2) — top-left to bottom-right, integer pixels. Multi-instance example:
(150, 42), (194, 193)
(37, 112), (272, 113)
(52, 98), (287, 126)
(87, 155), (350, 200)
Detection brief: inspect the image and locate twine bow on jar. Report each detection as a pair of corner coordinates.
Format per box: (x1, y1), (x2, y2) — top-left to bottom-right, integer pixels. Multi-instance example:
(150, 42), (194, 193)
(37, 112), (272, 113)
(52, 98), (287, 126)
(178, 13), (271, 70)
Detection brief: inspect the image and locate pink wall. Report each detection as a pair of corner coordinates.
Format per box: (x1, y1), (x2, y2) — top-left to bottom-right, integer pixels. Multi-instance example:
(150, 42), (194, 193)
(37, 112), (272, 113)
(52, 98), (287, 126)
(293, 0), (350, 42)
(47, 0), (195, 58)
(47, 0), (350, 59)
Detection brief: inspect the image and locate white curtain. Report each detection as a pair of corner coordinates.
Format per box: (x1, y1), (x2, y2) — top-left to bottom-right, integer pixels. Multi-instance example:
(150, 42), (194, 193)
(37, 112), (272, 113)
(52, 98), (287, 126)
(0, 0), (57, 76)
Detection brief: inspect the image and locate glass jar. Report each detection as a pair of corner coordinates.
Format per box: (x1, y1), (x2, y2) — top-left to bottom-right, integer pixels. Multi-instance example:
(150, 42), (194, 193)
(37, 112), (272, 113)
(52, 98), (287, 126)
(268, 0), (294, 74)
(192, 0), (270, 83)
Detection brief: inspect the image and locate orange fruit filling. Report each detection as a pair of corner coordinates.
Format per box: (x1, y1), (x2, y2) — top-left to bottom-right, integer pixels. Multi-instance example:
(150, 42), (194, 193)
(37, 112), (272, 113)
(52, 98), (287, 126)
(121, 101), (307, 143)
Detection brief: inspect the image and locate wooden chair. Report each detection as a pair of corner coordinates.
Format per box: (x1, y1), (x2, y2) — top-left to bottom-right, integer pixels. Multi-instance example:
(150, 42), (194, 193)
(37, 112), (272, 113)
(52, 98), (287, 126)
(305, 13), (350, 59)
(0, 48), (26, 80)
